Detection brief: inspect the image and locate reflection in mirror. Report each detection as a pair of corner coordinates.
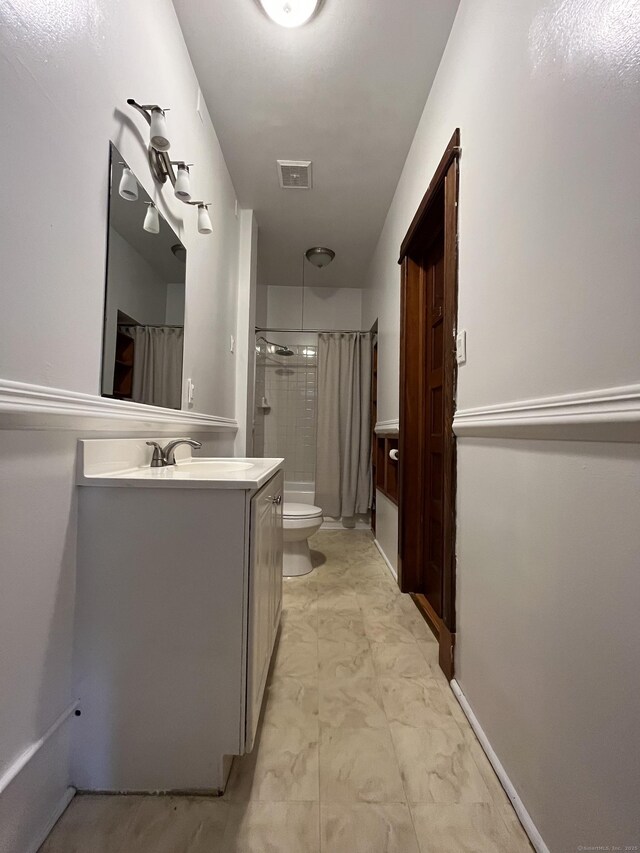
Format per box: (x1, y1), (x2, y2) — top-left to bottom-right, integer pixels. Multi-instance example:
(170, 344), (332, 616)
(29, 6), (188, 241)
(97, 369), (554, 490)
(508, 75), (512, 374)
(101, 143), (186, 410)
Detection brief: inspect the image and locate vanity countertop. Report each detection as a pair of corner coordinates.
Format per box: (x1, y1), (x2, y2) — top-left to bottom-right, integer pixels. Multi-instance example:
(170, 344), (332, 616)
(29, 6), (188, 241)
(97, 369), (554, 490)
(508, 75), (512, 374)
(77, 439), (283, 490)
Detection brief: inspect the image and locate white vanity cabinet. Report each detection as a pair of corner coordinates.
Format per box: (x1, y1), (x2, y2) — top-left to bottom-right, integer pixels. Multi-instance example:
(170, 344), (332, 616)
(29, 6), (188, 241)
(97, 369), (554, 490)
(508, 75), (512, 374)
(73, 445), (283, 795)
(246, 475), (283, 751)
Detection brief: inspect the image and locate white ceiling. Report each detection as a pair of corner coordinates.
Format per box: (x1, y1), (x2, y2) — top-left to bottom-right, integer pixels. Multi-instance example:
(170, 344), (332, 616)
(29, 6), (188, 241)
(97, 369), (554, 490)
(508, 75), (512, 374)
(173, 0), (459, 288)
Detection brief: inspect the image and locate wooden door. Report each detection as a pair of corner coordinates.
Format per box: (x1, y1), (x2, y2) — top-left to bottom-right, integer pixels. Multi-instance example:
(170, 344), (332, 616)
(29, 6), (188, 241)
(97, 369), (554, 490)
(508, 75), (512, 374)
(398, 130), (460, 679)
(422, 228), (446, 614)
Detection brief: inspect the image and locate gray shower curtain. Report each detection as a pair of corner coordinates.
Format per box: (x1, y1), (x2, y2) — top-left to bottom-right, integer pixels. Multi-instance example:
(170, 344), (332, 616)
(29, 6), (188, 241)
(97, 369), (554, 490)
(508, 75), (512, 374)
(121, 326), (184, 410)
(315, 332), (372, 518)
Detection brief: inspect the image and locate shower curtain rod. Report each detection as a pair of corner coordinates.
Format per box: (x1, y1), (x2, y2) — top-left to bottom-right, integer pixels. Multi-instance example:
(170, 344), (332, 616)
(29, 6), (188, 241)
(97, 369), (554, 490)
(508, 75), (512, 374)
(255, 326), (370, 334)
(118, 323), (184, 329)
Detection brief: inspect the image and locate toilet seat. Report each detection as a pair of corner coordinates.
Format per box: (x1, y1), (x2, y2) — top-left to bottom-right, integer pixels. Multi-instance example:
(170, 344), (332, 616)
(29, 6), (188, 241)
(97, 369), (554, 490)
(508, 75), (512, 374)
(283, 502), (323, 519)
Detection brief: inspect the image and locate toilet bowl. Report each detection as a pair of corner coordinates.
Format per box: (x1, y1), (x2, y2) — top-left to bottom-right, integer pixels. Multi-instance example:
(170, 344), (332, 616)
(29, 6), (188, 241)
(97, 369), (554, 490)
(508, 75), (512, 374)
(282, 502), (323, 577)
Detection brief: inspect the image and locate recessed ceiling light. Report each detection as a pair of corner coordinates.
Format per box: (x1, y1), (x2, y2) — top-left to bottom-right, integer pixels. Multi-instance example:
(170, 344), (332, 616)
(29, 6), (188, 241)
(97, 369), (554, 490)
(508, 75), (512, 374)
(258, 0), (319, 28)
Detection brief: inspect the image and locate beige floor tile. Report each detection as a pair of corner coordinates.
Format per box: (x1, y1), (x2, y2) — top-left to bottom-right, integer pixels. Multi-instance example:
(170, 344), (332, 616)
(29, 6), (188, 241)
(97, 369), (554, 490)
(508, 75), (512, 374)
(379, 676), (453, 728)
(39, 531), (529, 853)
(316, 588), (361, 612)
(319, 677), (387, 729)
(263, 676), (319, 731)
(225, 721), (319, 802)
(362, 613), (418, 644)
(279, 615), (318, 645)
(321, 803), (420, 853)
(357, 596), (407, 619)
(498, 804), (534, 850)
(282, 584), (318, 614)
(411, 803), (524, 853)
(370, 641), (434, 680)
(404, 612), (437, 641)
(318, 638), (375, 679)
(39, 795), (141, 853)
(317, 610), (367, 641)
(222, 802), (320, 853)
(417, 638), (442, 675)
(272, 638), (319, 680)
(319, 727), (406, 803)
(120, 796), (229, 852)
(390, 721), (492, 804)
(465, 739), (513, 808)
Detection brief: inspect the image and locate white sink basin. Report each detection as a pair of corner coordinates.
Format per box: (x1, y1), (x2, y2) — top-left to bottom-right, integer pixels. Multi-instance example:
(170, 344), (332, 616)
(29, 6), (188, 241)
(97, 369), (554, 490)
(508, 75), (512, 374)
(177, 460), (253, 474)
(77, 441), (284, 490)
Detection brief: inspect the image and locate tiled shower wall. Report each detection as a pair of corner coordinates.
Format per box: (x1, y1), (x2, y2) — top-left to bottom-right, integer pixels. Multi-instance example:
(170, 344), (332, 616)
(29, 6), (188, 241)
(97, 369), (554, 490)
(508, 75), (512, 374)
(254, 338), (318, 483)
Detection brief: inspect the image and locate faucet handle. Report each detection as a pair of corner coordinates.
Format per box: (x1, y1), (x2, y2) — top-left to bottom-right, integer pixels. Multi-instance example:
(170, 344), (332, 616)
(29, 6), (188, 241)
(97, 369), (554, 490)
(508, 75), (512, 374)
(146, 441), (165, 468)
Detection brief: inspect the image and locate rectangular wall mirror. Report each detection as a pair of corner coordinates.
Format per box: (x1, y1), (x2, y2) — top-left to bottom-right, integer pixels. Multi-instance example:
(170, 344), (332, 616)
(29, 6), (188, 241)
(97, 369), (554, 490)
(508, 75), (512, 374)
(101, 143), (186, 410)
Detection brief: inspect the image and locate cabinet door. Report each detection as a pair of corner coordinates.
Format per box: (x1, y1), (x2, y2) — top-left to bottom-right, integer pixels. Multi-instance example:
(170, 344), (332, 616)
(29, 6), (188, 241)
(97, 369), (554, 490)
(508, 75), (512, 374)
(245, 472), (283, 752)
(270, 471), (283, 638)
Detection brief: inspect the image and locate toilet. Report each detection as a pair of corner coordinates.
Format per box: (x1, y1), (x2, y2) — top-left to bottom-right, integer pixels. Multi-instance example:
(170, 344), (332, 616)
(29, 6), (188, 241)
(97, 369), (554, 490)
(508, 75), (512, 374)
(282, 502), (324, 577)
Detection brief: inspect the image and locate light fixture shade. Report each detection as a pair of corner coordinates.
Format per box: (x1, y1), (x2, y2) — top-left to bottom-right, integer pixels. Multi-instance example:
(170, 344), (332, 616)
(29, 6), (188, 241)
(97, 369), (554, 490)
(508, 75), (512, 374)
(305, 246), (335, 268)
(143, 203), (160, 234)
(259, 0), (319, 27)
(197, 204), (213, 235)
(118, 167), (138, 201)
(150, 108), (170, 151)
(174, 164), (191, 201)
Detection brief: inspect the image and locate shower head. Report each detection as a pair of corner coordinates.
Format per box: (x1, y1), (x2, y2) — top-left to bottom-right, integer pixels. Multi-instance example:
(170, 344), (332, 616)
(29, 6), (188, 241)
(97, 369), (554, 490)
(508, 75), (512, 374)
(256, 336), (294, 357)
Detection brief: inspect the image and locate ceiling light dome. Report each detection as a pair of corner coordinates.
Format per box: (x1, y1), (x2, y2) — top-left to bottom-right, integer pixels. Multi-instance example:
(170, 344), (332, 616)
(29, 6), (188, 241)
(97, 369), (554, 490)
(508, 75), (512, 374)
(259, 0), (319, 28)
(305, 246), (335, 268)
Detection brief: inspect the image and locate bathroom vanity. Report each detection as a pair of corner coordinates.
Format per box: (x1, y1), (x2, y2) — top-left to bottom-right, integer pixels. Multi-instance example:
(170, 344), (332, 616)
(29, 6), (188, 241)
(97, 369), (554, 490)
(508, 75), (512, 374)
(73, 439), (283, 793)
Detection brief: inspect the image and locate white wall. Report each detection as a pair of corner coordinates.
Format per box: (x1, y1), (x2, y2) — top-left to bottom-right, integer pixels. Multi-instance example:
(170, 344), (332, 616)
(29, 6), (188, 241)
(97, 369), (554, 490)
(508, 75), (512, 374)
(265, 285), (363, 330)
(166, 283), (187, 325)
(0, 2), (247, 850)
(235, 210), (259, 454)
(363, 0), (640, 849)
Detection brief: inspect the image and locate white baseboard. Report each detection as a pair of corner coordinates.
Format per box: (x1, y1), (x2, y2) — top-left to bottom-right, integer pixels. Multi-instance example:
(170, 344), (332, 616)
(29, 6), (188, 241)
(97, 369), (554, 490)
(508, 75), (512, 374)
(450, 679), (549, 853)
(374, 538), (397, 580)
(27, 786), (76, 853)
(0, 701), (79, 796)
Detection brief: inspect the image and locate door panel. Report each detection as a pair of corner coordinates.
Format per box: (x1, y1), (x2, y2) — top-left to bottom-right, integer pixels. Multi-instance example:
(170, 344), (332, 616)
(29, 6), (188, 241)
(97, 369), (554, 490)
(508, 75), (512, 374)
(245, 471), (283, 752)
(422, 231), (445, 614)
(398, 129), (459, 681)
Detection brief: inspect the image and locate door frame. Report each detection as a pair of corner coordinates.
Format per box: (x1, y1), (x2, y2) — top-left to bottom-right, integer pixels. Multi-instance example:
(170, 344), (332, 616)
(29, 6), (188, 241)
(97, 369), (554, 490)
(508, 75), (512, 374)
(397, 129), (460, 679)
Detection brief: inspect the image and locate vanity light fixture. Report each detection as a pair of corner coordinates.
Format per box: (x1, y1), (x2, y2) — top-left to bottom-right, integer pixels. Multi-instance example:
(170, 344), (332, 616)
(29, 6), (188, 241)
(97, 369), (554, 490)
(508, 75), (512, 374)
(127, 98), (214, 236)
(143, 202), (160, 234)
(118, 166), (138, 201)
(173, 163), (192, 201)
(149, 107), (170, 151)
(196, 203), (213, 235)
(258, 0), (320, 27)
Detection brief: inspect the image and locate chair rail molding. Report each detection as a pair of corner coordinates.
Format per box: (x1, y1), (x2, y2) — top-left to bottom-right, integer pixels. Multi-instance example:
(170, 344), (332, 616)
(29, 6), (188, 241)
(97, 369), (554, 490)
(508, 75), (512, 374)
(0, 378), (238, 432)
(453, 383), (640, 442)
(375, 418), (400, 435)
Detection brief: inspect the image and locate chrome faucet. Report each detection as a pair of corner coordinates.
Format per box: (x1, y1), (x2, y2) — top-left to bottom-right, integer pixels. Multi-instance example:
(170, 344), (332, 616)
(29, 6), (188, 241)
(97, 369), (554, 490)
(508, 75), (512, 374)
(146, 438), (202, 467)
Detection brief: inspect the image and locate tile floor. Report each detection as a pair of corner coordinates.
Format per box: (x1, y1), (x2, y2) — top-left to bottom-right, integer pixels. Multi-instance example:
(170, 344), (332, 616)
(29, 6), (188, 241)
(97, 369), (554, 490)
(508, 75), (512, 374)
(40, 530), (532, 853)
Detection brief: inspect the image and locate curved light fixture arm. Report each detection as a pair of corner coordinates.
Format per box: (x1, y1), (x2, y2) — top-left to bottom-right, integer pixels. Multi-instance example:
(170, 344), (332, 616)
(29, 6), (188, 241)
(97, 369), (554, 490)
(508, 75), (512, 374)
(126, 99), (211, 205)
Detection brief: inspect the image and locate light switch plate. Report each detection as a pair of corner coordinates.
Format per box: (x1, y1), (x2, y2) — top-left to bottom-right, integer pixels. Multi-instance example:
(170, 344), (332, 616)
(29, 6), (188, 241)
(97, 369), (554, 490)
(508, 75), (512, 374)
(456, 330), (467, 365)
(230, 335), (235, 353)
(187, 378), (195, 406)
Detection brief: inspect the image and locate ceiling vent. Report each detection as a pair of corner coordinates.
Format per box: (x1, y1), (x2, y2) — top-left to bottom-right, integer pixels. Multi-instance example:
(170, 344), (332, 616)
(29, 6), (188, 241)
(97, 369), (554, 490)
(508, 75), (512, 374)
(277, 160), (312, 189)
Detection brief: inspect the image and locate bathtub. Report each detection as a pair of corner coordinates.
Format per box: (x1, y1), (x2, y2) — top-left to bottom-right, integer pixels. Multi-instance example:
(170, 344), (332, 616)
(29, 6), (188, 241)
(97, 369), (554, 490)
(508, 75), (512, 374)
(284, 481), (371, 530)
(284, 481), (315, 506)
